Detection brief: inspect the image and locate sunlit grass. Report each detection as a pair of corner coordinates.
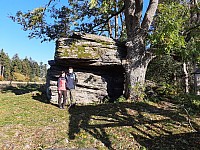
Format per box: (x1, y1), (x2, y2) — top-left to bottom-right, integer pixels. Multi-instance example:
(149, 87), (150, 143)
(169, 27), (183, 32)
(0, 87), (199, 150)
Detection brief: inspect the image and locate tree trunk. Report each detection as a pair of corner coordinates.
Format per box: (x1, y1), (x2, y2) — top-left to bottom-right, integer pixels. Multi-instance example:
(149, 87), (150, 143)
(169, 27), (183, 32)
(124, 32), (154, 100)
(183, 62), (189, 93)
(2, 66), (4, 78)
(0, 64), (2, 76)
(108, 20), (113, 38)
(193, 61), (197, 94)
(173, 70), (178, 93)
(119, 13), (124, 39)
(123, 0), (158, 100)
(115, 14), (119, 39)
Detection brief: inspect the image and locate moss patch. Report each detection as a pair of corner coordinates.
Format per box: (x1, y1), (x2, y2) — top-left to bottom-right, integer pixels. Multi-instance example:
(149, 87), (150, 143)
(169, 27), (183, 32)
(55, 37), (117, 59)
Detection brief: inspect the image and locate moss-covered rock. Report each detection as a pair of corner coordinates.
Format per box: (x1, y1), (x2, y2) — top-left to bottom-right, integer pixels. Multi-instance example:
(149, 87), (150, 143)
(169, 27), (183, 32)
(55, 33), (121, 60)
(47, 33), (126, 104)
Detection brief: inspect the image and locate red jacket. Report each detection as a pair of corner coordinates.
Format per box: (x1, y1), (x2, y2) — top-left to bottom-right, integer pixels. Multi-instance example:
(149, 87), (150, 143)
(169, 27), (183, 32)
(57, 77), (67, 91)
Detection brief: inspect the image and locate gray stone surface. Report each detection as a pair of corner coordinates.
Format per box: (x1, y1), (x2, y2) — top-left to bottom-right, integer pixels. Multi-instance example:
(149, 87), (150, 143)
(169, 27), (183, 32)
(46, 33), (126, 104)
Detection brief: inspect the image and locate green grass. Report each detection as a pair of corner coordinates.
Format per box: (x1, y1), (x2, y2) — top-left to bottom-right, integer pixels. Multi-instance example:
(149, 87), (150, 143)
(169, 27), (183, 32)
(0, 85), (200, 150)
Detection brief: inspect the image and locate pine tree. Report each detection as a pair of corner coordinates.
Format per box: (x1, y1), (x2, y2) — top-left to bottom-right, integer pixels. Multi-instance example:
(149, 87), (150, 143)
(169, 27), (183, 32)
(11, 54), (22, 73)
(29, 58), (40, 81)
(21, 57), (31, 81)
(0, 49), (11, 80)
(39, 62), (48, 81)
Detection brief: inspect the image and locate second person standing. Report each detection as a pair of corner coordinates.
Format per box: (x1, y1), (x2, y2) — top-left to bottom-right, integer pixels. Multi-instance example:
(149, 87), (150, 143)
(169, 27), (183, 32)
(66, 67), (78, 107)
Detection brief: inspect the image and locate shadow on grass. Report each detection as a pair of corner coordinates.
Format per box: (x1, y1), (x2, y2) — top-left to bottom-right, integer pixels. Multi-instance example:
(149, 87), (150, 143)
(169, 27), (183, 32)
(1, 84), (43, 95)
(32, 92), (50, 104)
(132, 132), (200, 150)
(1, 84), (50, 104)
(68, 102), (200, 149)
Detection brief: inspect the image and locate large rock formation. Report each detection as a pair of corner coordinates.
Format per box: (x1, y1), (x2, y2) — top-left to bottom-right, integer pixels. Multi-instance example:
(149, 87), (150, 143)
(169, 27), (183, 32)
(46, 33), (126, 104)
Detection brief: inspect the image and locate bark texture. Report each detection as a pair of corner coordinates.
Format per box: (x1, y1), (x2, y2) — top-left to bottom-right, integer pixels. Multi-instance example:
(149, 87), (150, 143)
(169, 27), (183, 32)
(183, 62), (189, 93)
(124, 0), (158, 99)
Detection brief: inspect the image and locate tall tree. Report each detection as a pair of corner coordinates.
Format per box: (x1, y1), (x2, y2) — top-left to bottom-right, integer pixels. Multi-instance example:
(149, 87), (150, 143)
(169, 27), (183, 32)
(10, 0), (200, 98)
(11, 54), (22, 74)
(39, 62), (48, 79)
(122, 0), (158, 99)
(151, 1), (200, 93)
(0, 49), (11, 80)
(29, 58), (40, 81)
(21, 57), (31, 80)
(10, 0), (158, 99)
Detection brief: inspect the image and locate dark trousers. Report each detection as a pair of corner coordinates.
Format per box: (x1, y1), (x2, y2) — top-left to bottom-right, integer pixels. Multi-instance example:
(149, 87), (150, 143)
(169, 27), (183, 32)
(58, 90), (67, 108)
(67, 89), (76, 105)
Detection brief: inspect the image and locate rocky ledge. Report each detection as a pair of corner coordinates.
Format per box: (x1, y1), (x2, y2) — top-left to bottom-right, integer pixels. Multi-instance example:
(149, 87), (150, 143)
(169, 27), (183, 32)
(46, 33), (126, 104)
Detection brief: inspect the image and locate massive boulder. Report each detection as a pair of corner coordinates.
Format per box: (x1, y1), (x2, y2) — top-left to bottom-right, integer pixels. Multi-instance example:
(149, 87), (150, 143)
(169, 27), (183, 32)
(46, 33), (126, 104)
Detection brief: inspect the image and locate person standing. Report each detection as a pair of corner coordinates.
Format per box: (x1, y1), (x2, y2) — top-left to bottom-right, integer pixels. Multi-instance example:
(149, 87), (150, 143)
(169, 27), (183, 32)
(57, 71), (67, 109)
(66, 67), (78, 108)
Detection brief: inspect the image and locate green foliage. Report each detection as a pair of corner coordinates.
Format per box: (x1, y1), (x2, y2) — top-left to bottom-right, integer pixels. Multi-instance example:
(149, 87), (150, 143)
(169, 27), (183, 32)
(21, 58), (31, 77)
(0, 76), (4, 81)
(10, 0), (125, 41)
(31, 76), (40, 82)
(146, 55), (182, 88)
(89, 0), (98, 9)
(174, 94), (200, 113)
(0, 50), (47, 82)
(132, 82), (146, 101)
(148, 2), (189, 55)
(12, 72), (26, 82)
(11, 54), (23, 74)
(155, 83), (177, 96)
(0, 49), (11, 80)
(145, 81), (177, 103)
(115, 95), (126, 103)
(185, 36), (200, 63)
(149, 2), (200, 63)
(39, 62), (47, 78)
(140, 146), (147, 150)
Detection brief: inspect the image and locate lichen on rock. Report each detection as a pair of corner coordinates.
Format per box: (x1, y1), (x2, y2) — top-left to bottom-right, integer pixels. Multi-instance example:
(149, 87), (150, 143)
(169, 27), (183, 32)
(47, 33), (126, 104)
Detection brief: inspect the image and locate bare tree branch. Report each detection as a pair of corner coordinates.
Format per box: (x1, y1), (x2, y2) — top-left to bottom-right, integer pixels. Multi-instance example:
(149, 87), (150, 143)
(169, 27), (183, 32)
(44, 0), (55, 12)
(91, 4), (125, 31)
(182, 106), (199, 132)
(135, 0), (143, 26)
(124, 0), (136, 37)
(185, 24), (200, 34)
(141, 0), (158, 31)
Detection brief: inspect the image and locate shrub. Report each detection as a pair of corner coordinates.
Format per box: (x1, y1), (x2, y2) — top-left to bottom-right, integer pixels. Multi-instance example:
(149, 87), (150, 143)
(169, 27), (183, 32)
(145, 82), (177, 102)
(174, 94), (200, 113)
(115, 95), (126, 103)
(132, 82), (146, 101)
(31, 76), (40, 82)
(0, 76), (3, 81)
(155, 83), (177, 96)
(12, 72), (26, 82)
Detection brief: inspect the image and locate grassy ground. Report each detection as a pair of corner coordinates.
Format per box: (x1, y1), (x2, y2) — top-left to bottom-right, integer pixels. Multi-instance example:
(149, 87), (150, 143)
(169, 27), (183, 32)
(0, 85), (199, 150)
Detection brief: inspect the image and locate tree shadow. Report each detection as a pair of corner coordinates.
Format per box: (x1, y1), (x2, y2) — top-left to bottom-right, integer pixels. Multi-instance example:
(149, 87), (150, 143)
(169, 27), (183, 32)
(68, 102), (200, 149)
(32, 92), (50, 104)
(1, 84), (51, 104)
(1, 84), (43, 95)
(132, 132), (200, 150)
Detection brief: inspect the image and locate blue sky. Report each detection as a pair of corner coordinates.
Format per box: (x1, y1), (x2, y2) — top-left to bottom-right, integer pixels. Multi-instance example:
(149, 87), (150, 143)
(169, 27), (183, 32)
(0, 0), (55, 64)
(0, 0), (149, 65)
